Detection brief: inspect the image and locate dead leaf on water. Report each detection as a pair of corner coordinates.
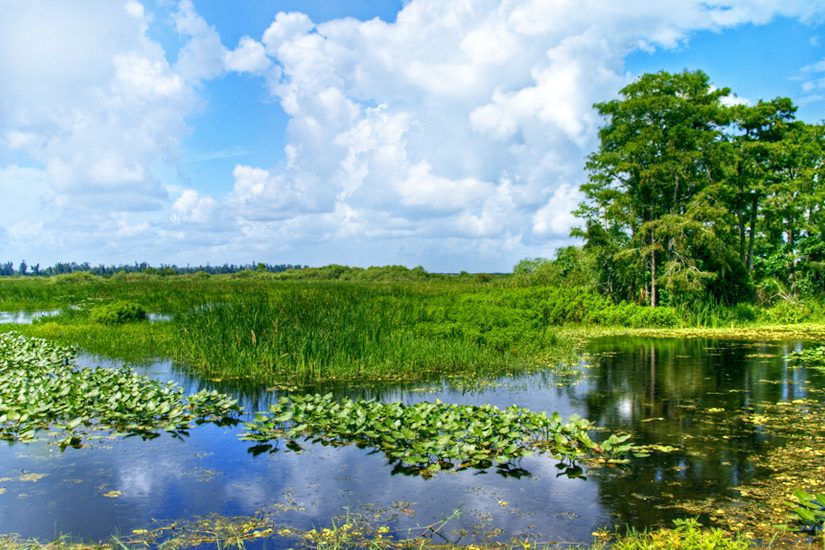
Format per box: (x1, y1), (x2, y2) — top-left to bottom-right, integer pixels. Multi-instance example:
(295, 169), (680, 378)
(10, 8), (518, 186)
(19, 473), (47, 482)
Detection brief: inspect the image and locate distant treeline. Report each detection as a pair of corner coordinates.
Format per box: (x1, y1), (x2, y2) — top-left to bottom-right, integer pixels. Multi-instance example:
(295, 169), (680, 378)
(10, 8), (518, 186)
(0, 260), (305, 277)
(0, 260), (503, 284)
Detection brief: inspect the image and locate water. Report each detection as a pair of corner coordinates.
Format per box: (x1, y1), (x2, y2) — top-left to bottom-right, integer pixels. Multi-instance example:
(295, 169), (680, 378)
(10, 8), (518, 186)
(0, 310), (59, 324)
(1, 336), (823, 546)
(0, 310), (171, 324)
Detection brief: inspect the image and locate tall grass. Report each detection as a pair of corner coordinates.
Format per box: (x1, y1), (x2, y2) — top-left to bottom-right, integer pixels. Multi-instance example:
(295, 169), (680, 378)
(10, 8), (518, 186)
(170, 284), (540, 383)
(4, 276), (825, 385)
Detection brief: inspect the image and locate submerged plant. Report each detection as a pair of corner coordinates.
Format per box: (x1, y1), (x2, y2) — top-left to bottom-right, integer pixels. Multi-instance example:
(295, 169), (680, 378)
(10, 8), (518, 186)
(241, 393), (633, 478)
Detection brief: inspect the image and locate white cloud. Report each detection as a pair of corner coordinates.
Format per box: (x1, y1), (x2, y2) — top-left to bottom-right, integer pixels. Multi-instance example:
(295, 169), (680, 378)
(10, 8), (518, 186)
(532, 183), (581, 237)
(172, 189), (218, 223)
(202, 0), (825, 268)
(173, 0), (227, 81)
(225, 37), (271, 74)
(396, 161), (494, 212)
(4, 0), (825, 270)
(113, 53), (183, 98)
(262, 12), (316, 55)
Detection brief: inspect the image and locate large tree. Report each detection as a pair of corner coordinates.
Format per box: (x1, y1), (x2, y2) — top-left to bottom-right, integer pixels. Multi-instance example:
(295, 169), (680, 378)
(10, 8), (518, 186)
(576, 70), (732, 306)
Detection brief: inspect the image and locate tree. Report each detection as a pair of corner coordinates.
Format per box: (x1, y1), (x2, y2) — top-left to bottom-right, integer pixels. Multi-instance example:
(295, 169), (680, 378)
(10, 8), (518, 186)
(577, 70), (732, 306)
(726, 98), (797, 276)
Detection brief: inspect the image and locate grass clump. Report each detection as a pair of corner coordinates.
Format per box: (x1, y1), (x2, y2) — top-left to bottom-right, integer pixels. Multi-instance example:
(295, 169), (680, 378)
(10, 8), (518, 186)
(604, 518), (749, 550)
(89, 301), (146, 324)
(169, 284), (582, 384)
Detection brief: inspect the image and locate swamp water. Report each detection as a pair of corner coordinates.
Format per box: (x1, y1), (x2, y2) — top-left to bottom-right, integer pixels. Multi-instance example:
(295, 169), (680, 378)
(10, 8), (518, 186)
(1, 336), (823, 546)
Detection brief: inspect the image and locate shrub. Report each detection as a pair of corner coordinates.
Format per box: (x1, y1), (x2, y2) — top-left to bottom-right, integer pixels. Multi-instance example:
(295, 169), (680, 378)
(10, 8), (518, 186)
(89, 301), (147, 324)
(729, 303), (757, 323)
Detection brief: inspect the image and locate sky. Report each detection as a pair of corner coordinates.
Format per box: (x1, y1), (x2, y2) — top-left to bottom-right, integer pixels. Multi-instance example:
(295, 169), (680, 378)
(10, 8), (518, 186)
(3, 1), (825, 273)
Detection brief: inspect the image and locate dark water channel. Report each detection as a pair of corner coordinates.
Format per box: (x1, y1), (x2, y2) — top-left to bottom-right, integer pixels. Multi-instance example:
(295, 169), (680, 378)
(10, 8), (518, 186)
(1, 336), (822, 546)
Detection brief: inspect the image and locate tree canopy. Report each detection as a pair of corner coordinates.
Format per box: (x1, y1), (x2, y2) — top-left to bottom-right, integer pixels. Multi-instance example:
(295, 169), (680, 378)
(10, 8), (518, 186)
(574, 69), (825, 306)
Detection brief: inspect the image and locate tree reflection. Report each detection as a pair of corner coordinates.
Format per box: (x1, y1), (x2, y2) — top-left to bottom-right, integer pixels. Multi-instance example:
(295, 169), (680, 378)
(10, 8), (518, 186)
(579, 337), (814, 529)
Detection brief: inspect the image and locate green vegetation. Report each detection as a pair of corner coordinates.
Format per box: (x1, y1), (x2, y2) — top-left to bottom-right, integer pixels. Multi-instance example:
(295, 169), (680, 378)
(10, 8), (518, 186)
(576, 69), (825, 308)
(603, 518), (750, 550)
(789, 345), (825, 368)
(0, 516), (755, 550)
(0, 331), (240, 448)
(787, 489), (825, 534)
(241, 392), (633, 477)
(2, 275), (824, 385)
(88, 301), (146, 325)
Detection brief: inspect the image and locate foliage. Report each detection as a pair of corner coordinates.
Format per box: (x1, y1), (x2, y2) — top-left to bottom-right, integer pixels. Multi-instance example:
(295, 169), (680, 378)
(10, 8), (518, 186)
(512, 247), (597, 288)
(89, 301), (147, 324)
(606, 518), (749, 550)
(787, 345), (825, 368)
(52, 272), (102, 285)
(0, 260), (305, 278)
(241, 392), (633, 478)
(785, 489), (825, 534)
(576, 69), (825, 306)
(0, 331), (240, 449)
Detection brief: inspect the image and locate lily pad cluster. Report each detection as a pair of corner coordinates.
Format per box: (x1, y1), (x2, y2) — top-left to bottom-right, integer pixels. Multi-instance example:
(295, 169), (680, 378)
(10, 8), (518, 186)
(241, 393), (632, 477)
(788, 345), (825, 368)
(0, 331), (241, 448)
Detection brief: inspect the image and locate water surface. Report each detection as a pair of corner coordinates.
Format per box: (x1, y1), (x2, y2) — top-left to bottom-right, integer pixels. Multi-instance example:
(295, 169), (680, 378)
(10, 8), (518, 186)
(1, 336), (822, 546)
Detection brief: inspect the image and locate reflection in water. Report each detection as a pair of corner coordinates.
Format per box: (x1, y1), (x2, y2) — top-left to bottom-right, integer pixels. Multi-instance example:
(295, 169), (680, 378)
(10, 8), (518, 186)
(0, 310), (59, 324)
(1, 337), (823, 546)
(0, 310), (171, 325)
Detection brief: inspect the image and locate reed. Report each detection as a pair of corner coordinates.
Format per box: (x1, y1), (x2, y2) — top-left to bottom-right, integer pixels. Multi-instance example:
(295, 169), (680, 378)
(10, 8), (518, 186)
(170, 284), (537, 383)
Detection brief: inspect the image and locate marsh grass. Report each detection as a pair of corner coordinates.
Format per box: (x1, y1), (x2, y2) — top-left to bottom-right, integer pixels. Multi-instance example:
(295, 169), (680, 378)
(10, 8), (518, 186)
(2, 276), (825, 385)
(170, 284), (554, 383)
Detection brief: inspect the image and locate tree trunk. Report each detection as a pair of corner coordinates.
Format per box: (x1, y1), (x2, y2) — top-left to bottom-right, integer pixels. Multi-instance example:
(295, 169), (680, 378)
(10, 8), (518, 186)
(651, 247), (657, 308)
(747, 193), (758, 274)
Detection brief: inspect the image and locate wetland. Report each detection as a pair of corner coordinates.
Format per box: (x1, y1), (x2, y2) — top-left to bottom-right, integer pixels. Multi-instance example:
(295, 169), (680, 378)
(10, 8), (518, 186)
(1, 276), (825, 548)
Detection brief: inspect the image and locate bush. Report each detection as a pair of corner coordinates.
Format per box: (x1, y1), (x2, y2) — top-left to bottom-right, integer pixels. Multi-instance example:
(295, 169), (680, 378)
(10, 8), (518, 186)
(89, 301), (147, 324)
(759, 301), (806, 324)
(729, 303), (757, 323)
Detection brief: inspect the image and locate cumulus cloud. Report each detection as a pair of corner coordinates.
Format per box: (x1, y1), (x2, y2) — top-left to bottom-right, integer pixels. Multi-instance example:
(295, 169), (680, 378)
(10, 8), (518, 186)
(173, 0), (226, 81)
(3, 0), (825, 269)
(172, 189), (218, 224)
(0, 0), (236, 263)
(225, 37), (271, 74)
(0, 1), (194, 208)
(223, 0), (825, 270)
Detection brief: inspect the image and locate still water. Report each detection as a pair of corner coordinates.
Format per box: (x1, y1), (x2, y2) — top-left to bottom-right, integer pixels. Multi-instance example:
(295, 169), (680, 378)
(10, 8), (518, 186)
(0, 337), (822, 546)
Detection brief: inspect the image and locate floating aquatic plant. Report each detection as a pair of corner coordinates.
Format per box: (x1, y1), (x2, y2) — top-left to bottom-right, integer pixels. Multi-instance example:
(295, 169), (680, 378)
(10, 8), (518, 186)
(787, 345), (825, 369)
(241, 392), (633, 478)
(0, 331), (241, 448)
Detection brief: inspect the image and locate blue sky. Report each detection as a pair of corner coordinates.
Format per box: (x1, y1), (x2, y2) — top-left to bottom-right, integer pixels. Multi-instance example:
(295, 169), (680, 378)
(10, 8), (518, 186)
(2, 0), (825, 272)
